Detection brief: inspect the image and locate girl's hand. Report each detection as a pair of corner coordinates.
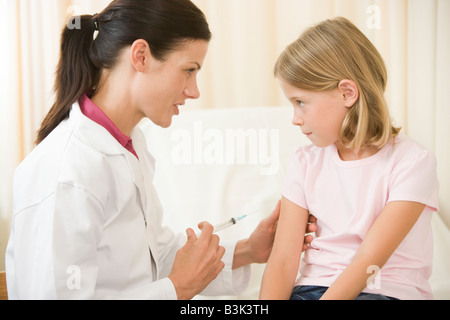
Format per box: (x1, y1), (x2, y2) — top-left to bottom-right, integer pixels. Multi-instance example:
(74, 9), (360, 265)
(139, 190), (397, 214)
(232, 200), (317, 269)
(303, 214), (317, 251)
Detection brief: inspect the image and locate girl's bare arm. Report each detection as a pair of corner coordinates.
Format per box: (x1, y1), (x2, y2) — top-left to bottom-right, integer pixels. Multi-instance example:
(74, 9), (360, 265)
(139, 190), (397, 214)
(260, 197), (309, 300)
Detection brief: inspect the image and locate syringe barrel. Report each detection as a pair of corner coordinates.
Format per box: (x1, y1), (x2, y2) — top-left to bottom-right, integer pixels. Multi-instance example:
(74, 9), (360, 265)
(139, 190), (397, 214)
(213, 218), (236, 233)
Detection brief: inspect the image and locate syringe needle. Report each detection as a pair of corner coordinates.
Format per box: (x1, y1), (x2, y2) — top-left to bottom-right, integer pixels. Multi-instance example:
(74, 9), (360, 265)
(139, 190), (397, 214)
(196, 209), (263, 237)
(236, 208), (262, 221)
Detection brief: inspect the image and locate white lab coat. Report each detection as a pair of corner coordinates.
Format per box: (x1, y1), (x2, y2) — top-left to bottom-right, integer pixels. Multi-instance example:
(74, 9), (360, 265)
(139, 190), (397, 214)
(5, 102), (250, 300)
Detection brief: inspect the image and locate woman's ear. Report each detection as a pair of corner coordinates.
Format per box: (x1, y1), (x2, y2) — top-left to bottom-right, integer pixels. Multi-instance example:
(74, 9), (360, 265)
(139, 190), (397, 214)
(130, 39), (151, 72)
(338, 79), (359, 108)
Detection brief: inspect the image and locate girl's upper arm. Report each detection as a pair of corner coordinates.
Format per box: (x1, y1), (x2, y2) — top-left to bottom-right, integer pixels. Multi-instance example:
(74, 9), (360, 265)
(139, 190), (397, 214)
(273, 197), (310, 259)
(260, 197), (309, 299)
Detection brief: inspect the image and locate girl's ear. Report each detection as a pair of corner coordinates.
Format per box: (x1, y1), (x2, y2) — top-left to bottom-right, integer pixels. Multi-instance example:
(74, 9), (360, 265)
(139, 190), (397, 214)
(130, 39), (151, 72)
(338, 79), (359, 108)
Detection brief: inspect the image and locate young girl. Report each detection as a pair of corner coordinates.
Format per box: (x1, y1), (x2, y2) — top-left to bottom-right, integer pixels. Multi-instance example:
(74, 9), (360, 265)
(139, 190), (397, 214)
(260, 17), (439, 300)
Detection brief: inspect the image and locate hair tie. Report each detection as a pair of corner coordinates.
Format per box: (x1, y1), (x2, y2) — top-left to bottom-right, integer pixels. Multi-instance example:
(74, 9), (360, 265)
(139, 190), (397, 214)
(92, 13), (99, 40)
(92, 13), (99, 31)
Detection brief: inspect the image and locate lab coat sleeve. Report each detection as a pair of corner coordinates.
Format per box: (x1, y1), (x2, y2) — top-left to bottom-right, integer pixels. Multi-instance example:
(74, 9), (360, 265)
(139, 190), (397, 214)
(51, 183), (104, 299)
(200, 240), (251, 297)
(11, 183), (177, 300)
(7, 183), (104, 300)
(115, 276), (178, 300)
(155, 223), (250, 297)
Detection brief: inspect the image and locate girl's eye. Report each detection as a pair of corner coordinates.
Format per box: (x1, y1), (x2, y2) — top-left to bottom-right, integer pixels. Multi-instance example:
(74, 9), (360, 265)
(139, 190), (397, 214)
(296, 100), (305, 107)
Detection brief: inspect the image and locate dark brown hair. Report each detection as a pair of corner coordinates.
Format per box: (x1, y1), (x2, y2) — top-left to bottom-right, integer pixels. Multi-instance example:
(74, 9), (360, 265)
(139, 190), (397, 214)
(36, 0), (211, 144)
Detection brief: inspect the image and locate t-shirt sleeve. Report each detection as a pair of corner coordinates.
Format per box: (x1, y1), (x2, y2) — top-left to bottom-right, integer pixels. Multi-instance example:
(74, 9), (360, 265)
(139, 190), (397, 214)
(388, 148), (439, 212)
(281, 148), (308, 210)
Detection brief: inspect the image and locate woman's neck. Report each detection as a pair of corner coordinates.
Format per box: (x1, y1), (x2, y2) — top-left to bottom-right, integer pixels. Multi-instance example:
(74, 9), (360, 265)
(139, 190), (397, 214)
(91, 69), (142, 137)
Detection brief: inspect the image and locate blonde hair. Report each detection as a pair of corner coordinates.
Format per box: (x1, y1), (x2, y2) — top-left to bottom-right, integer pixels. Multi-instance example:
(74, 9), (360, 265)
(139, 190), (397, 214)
(275, 17), (400, 152)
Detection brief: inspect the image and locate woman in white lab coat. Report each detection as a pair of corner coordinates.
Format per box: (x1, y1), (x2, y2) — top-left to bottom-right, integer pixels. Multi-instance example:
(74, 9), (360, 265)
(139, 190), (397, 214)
(5, 0), (293, 300)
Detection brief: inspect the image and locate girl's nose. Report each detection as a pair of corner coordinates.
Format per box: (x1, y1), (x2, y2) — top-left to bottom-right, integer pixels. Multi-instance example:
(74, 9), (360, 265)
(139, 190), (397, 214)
(292, 111), (304, 126)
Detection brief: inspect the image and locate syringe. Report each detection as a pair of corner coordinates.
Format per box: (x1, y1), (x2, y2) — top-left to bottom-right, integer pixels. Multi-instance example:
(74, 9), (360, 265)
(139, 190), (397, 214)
(212, 209), (261, 233)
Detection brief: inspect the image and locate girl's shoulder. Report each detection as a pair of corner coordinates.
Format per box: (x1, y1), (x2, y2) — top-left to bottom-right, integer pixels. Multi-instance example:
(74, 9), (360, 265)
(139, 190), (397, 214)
(389, 134), (436, 163)
(289, 135), (437, 171)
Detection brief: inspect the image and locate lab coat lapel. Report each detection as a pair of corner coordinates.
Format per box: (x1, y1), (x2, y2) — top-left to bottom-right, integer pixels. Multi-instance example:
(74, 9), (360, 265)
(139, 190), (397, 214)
(124, 152), (160, 280)
(72, 102), (161, 280)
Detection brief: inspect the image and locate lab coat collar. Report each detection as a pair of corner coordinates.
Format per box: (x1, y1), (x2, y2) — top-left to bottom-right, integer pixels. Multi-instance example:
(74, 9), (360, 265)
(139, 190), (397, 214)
(70, 101), (130, 158)
(69, 101), (157, 192)
(70, 101), (156, 166)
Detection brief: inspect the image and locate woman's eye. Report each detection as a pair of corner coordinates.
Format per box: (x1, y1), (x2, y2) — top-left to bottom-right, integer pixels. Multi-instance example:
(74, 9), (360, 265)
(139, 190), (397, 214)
(186, 68), (196, 76)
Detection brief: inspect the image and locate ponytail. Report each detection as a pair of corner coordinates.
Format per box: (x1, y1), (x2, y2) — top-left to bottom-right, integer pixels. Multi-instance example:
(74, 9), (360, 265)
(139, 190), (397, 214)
(36, 0), (211, 145)
(36, 15), (100, 144)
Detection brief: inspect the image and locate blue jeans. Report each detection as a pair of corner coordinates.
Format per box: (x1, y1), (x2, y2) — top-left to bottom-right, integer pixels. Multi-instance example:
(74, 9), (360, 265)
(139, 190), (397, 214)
(290, 286), (400, 300)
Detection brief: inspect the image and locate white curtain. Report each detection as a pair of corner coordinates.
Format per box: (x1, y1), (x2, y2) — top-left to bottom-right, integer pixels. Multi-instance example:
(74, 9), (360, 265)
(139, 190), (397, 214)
(1, 0), (449, 270)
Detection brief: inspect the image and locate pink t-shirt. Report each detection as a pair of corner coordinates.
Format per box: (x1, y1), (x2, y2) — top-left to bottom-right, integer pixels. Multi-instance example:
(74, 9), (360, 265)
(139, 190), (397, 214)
(282, 134), (439, 300)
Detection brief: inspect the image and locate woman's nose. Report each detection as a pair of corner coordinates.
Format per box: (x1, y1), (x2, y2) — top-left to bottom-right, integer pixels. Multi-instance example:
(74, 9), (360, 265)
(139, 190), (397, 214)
(184, 82), (200, 100)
